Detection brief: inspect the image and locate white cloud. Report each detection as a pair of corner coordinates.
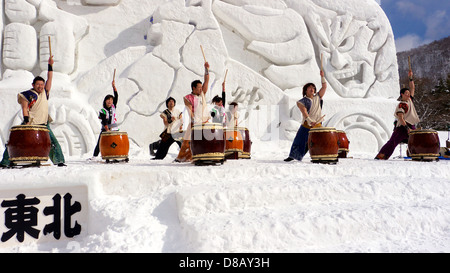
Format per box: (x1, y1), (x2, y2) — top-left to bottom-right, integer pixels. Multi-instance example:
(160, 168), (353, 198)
(396, 1), (426, 18)
(425, 10), (450, 41)
(395, 34), (431, 52)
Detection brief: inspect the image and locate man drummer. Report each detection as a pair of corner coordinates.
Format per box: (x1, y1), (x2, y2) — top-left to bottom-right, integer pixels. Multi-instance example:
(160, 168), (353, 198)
(375, 70), (419, 160)
(284, 70), (327, 162)
(174, 61), (210, 163)
(0, 56), (66, 167)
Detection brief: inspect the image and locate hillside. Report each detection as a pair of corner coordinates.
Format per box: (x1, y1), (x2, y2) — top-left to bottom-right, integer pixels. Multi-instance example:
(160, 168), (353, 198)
(397, 36), (450, 130)
(397, 36), (450, 82)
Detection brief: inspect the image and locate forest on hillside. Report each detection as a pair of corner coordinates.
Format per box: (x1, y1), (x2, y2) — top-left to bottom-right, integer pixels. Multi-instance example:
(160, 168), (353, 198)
(397, 36), (450, 131)
(398, 73), (450, 131)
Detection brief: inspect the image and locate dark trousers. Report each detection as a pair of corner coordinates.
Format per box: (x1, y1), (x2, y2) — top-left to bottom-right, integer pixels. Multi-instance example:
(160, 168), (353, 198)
(93, 129), (106, 157)
(288, 125), (310, 161)
(376, 124), (416, 159)
(154, 135), (182, 159)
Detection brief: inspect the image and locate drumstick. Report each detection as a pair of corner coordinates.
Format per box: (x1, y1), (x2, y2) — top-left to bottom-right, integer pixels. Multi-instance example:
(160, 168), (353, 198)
(317, 115), (326, 123)
(223, 69), (228, 83)
(408, 56), (412, 71)
(113, 69), (116, 81)
(320, 53), (323, 72)
(200, 45), (207, 63)
(48, 36), (52, 57)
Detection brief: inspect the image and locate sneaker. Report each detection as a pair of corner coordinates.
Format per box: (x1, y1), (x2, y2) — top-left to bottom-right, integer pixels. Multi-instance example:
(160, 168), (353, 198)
(284, 157), (294, 162)
(57, 163), (67, 167)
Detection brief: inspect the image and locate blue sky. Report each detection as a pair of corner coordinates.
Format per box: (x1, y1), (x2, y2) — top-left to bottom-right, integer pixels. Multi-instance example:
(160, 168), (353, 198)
(378, 0), (450, 52)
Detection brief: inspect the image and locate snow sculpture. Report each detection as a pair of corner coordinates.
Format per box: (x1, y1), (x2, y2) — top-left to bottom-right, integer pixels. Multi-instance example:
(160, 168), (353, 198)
(3, 0), (88, 74)
(1, 0), (92, 155)
(0, 0), (399, 157)
(212, 0), (398, 152)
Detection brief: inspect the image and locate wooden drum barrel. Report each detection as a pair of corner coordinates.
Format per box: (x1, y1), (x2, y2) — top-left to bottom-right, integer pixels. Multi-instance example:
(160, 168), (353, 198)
(7, 125), (51, 164)
(308, 127), (339, 164)
(408, 129), (440, 161)
(100, 131), (130, 162)
(190, 123), (225, 165)
(224, 128), (243, 160)
(336, 130), (349, 158)
(237, 127), (251, 159)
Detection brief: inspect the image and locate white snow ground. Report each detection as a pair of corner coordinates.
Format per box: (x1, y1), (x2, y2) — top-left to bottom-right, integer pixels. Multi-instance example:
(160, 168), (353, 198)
(0, 132), (449, 253)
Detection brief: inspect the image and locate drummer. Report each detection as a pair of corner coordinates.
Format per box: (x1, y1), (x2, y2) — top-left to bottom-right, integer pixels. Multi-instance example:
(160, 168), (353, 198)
(151, 97), (183, 160)
(284, 70), (327, 162)
(88, 80), (119, 161)
(210, 82), (227, 126)
(225, 102), (239, 128)
(0, 56), (66, 167)
(174, 61), (210, 163)
(375, 69), (419, 160)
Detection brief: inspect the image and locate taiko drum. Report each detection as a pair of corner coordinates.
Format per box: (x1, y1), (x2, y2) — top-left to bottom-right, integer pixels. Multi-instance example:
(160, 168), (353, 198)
(100, 131), (130, 160)
(237, 127), (251, 159)
(336, 130), (349, 158)
(308, 127), (339, 163)
(7, 125), (51, 163)
(190, 123), (225, 164)
(408, 129), (440, 161)
(224, 128), (244, 160)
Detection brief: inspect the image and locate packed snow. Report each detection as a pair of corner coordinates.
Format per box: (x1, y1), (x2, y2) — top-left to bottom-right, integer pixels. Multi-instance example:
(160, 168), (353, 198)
(0, 0), (449, 253)
(0, 132), (449, 253)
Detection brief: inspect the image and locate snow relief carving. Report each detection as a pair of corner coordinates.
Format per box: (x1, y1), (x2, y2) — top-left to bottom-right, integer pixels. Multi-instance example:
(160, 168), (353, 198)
(0, 0), (399, 156)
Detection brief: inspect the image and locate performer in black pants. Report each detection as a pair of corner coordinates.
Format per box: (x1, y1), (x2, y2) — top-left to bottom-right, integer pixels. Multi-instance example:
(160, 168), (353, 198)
(151, 97), (183, 160)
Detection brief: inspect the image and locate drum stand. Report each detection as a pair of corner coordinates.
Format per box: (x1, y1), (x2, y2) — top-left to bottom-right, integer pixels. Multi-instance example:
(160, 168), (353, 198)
(311, 158), (338, 165)
(8, 160), (43, 169)
(393, 143), (405, 159)
(194, 159), (225, 166)
(105, 158), (129, 164)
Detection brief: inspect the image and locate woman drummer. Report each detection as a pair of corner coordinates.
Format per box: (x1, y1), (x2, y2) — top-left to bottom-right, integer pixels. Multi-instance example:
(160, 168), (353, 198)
(284, 70), (327, 162)
(89, 80), (119, 161)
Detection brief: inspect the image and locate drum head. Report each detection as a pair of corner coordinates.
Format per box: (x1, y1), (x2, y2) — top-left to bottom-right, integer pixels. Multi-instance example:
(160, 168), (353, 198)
(409, 129), (437, 135)
(310, 127), (336, 133)
(10, 125), (49, 132)
(101, 131), (127, 136)
(193, 123), (223, 130)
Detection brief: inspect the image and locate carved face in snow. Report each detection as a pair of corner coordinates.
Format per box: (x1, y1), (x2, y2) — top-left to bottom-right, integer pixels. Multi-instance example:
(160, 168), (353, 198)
(212, 0), (394, 99)
(317, 15), (377, 98)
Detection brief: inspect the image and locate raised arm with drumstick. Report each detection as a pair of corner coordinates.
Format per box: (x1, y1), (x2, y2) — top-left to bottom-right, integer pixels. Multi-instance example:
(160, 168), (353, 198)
(375, 57), (420, 160)
(223, 69), (228, 105)
(211, 70), (228, 125)
(46, 36), (54, 96)
(284, 57), (328, 162)
(184, 60), (210, 124)
(89, 70), (120, 160)
(175, 55), (210, 162)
